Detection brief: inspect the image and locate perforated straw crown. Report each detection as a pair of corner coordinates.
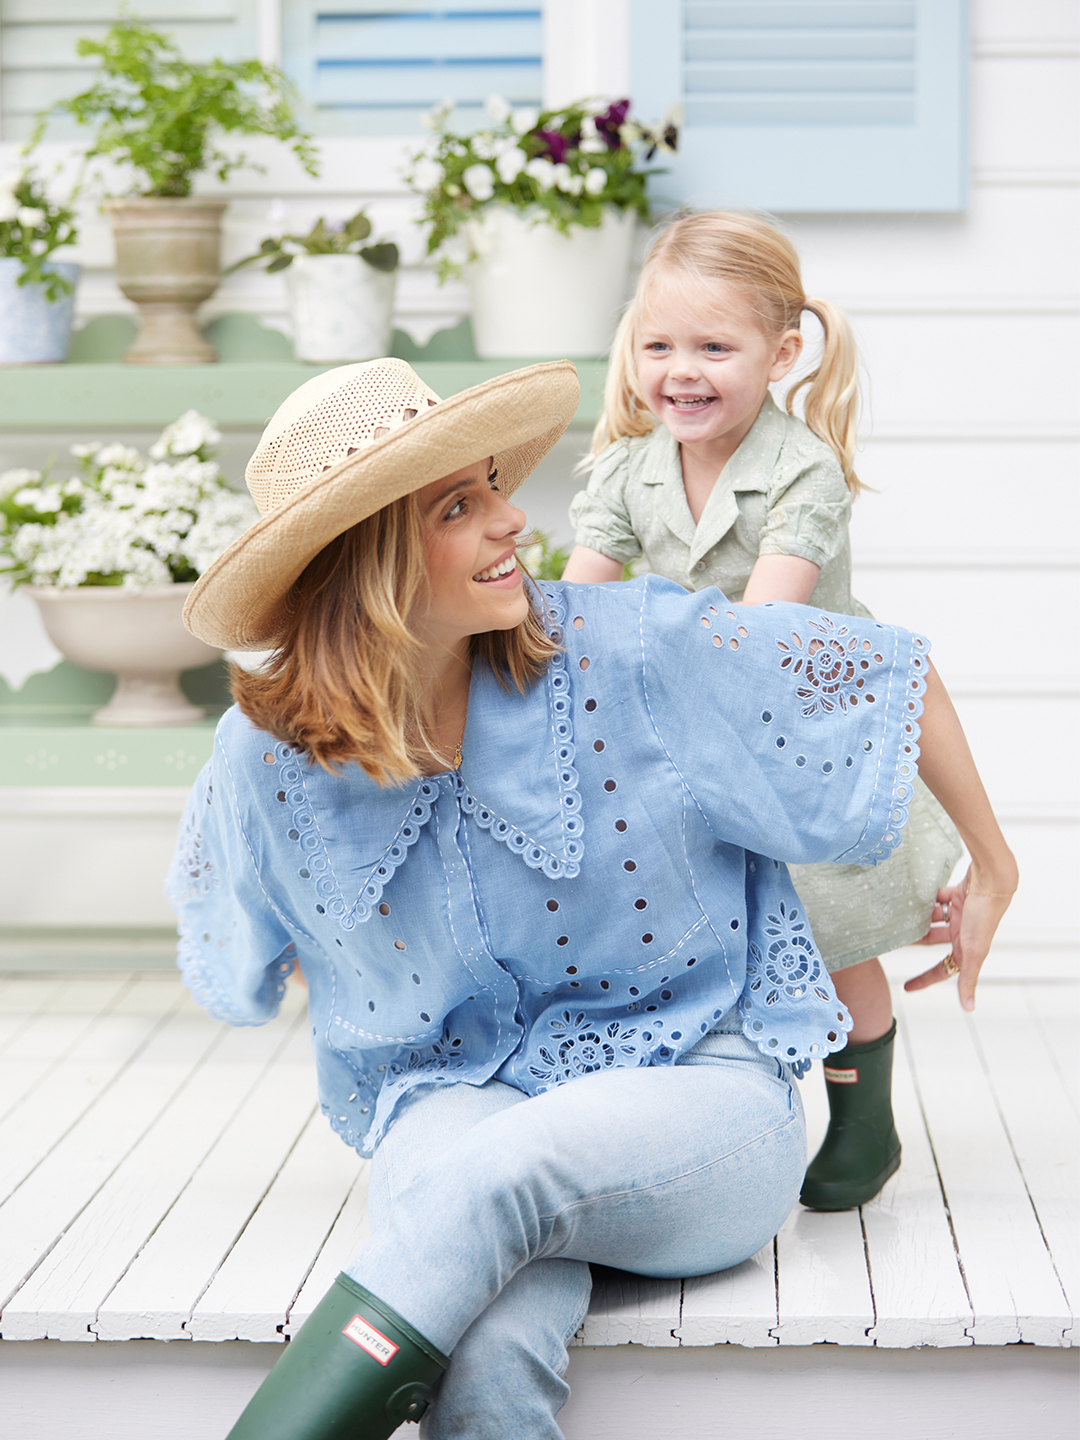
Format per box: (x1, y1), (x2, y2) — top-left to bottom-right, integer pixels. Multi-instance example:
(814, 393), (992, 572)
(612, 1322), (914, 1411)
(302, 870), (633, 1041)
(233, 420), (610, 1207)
(183, 357), (580, 652)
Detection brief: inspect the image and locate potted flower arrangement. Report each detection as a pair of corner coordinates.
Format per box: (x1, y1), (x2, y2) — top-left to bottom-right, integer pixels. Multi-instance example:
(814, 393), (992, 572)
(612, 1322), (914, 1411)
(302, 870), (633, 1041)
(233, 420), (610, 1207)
(43, 17), (318, 365)
(0, 161), (80, 364)
(408, 95), (678, 357)
(228, 209), (400, 363)
(0, 412), (257, 725)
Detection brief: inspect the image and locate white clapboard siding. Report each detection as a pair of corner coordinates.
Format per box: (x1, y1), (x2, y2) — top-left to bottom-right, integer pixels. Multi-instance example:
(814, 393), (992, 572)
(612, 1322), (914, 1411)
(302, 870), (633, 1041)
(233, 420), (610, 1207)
(895, 983), (1072, 1345)
(0, 0), (261, 143)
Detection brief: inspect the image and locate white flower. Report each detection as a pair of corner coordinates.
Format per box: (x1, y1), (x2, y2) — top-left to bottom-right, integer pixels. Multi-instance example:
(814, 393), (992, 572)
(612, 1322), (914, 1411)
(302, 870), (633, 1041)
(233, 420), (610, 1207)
(462, 163), (496, 202)
(422, 99), (455, 132)
(511, 107), (539, 135)
(471, 133), (499, 161)
(485, 93), (512, 125)
(0, 468), (41, 498)
(94, 443), (142, 471)
(552, 163), (574, 193)
(525, 157), (556, 191)
(567, 174), (584, 196)
(579, 137), (608, 154)
(149, 411), (221, 461)
(16, 207), (46, 228)
(0, 173), (20, 223)
(69, 442), (101, 460)
(410, 156), (444, 192)
(495, 146), (528, 185)
(584, 167), (608, 196)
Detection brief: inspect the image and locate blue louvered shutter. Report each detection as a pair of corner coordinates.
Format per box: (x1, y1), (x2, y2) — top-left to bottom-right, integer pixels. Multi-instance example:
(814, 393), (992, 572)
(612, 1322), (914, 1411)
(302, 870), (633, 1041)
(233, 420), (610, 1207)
(629, 0), (968, 212)
(0, 0), (260, 143)
(282, 0), (542, 136)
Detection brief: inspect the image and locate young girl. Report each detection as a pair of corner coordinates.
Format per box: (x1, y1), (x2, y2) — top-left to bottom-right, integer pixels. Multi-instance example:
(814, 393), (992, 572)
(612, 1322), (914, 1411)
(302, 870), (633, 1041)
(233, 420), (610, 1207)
(562, 211), (963, 1210)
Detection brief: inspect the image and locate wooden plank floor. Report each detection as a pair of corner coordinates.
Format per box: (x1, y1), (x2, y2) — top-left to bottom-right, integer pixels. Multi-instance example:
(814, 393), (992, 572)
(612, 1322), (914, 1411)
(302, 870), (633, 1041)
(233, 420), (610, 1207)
(0, 972), (1074, 1350)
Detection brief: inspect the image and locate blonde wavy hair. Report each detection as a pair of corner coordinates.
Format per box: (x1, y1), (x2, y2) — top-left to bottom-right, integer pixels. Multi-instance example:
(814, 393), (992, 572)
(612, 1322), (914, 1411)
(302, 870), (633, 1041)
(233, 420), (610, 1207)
(231, 490), (559, 786)
(594, 210), (864, 495)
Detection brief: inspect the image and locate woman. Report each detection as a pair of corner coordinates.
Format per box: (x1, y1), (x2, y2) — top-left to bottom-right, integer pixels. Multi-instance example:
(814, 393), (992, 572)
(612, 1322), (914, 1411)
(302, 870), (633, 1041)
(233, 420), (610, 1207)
(171, 358), (1015, 1440)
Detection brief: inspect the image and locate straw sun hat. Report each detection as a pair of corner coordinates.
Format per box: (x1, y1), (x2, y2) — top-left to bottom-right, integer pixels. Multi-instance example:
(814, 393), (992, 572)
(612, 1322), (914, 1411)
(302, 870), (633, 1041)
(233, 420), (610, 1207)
(183, 357), (580, 652)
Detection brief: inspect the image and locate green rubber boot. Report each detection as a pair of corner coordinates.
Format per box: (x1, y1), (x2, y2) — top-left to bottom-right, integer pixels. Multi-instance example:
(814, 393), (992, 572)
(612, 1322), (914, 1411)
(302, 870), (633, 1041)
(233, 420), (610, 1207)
(800, 1019), (902, 1211)
(225, 1273), (449, 1440)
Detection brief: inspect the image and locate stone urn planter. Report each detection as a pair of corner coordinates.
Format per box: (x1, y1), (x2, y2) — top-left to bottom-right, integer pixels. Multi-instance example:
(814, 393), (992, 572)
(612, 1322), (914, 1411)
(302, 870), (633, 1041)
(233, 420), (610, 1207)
(286, 253), (397, 363)
(0, 258), (80, 364)
(29, 583), (224, 725)
(466, 207), (637, 358)
(107, 198), (227, 364)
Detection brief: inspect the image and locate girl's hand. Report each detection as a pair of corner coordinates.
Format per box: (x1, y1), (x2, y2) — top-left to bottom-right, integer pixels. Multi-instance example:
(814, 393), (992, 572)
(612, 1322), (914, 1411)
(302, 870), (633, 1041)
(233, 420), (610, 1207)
(903, 869), (1015, 1011)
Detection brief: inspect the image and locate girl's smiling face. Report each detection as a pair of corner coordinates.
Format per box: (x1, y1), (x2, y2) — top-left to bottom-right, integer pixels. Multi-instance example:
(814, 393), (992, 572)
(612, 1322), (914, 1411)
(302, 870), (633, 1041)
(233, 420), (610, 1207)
(417, 458), (529, 654)
(638, 275), (802, 467)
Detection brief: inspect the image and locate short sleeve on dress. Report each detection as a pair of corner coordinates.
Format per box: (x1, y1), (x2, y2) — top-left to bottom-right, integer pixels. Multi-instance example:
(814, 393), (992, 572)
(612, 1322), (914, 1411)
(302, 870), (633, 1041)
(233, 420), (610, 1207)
(757, 455), (851, 569)
(568, 439), (644, 565)
(638, 577), (928, 867)
(166, 737), (296, 1025)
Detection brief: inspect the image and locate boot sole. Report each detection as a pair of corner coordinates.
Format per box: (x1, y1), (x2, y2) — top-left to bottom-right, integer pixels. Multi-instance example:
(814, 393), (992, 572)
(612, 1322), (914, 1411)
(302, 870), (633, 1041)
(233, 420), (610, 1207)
(799, 1148), (902, 1211)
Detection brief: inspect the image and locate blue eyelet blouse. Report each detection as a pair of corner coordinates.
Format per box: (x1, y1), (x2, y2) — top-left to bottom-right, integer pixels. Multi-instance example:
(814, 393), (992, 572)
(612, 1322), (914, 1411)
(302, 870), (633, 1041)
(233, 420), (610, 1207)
(167, 577), (930, 1157)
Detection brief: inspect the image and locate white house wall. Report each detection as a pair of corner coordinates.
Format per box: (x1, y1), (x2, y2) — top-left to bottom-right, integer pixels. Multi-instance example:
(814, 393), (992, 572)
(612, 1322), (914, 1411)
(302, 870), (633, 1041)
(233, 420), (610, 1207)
(0, 0), (1076, 970)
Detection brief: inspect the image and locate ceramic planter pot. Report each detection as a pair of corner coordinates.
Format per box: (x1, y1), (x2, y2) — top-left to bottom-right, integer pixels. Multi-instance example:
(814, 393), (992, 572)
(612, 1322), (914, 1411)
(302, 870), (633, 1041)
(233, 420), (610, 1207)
(29, 583), (223, 726)
(0, 258), (79, 364)
(466, 207), (637, 358)
(286, 253), (397, 363)
(107, 198), (227, 364)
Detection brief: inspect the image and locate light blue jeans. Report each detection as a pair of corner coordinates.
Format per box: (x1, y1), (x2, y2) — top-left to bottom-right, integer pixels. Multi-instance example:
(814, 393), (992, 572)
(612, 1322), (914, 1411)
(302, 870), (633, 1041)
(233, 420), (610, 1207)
(345, 1024), (805, 1439)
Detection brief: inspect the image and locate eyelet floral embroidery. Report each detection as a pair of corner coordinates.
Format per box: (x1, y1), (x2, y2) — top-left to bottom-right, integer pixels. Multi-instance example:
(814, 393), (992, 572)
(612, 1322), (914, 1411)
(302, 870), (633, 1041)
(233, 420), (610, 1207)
(777, 616), (870, 716)
(528, 1010), (649, 1089)
(387, 1026), (468, 1082)
(749, 901), (825, 1001)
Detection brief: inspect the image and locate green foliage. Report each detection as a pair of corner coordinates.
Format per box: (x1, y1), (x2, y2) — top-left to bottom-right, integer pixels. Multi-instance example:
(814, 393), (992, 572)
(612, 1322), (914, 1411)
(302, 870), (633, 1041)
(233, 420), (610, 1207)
(0, 166), (79, 301)
(517, 531), (571, 581)
(226, 209), (399, 275)
(407, 96), (679, 281)
(50, 19), (319, 198)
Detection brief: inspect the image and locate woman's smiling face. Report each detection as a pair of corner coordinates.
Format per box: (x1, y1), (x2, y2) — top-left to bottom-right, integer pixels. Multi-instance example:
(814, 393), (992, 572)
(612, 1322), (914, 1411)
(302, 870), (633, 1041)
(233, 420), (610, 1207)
(417, 458), (529, 653)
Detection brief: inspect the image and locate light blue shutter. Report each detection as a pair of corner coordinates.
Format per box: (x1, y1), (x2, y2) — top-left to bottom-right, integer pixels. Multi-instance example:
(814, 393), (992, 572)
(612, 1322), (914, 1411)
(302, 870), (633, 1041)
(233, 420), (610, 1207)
(0, 0), (260, 143)
(282, 0), (542, 136)
(629, 0), (968, 212)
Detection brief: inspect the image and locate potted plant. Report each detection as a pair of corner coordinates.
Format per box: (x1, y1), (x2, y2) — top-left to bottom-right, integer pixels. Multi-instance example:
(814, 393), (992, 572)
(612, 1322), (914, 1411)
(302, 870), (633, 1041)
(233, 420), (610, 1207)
(45, 17), (318, 365)
(228, 209), (399, 363)
(407, 96), (678, 358)
(0, 412), (257, 725)
(0, 160), (80, 364)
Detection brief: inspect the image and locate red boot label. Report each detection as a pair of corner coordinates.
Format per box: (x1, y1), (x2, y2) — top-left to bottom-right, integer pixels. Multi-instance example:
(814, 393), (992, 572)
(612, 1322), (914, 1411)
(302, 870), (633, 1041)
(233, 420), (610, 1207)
(342, 1314), (400, 1365)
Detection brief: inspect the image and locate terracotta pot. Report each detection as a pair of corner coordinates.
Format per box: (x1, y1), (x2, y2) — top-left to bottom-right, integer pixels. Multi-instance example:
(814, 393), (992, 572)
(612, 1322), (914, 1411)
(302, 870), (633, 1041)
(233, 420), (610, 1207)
(465, 207), (637, 358)
(29, 583), (223, 726)
(286, 253), (397, 363)
(0, 259), (80, 364)
(107, 198), (227, 364)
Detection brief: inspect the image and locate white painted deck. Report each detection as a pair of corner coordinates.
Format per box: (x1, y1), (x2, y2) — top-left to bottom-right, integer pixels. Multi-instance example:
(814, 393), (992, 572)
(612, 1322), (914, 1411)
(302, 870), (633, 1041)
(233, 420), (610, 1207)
(0, 970), (1074, 1354)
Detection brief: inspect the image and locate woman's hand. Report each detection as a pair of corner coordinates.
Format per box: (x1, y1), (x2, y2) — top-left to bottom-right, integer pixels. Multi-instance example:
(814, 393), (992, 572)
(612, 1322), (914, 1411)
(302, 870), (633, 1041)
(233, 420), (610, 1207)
(904, 870), (1015, 1011)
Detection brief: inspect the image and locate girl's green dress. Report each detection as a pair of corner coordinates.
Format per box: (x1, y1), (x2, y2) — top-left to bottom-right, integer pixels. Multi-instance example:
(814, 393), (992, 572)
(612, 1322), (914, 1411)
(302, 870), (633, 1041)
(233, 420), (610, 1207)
(569, 396), (961, 970)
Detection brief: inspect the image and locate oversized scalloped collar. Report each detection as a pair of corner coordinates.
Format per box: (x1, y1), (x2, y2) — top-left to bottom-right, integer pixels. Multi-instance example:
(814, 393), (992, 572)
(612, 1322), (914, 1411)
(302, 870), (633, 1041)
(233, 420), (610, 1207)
(240, 585), (584, 932)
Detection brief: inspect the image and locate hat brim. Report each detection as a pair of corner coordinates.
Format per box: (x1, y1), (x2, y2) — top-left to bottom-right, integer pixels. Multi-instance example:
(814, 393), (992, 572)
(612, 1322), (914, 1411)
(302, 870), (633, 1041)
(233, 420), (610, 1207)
(184, 360), (580, 651)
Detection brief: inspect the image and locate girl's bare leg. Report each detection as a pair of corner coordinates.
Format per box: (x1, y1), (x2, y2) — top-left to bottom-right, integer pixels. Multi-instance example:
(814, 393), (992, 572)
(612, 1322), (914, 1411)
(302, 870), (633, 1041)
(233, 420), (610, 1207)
(830, 957), (892, 1044)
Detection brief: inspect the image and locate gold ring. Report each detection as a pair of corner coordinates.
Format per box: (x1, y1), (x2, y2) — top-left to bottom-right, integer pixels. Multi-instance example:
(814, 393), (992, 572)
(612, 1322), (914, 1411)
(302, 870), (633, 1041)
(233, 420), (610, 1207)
(942, 952), (960, 978)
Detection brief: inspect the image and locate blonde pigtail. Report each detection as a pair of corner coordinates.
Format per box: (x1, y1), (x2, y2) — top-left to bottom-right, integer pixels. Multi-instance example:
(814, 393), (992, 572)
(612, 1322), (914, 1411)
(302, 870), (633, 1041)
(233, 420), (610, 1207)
(786, 297), (865, 497)
(589, 305), (656, 460)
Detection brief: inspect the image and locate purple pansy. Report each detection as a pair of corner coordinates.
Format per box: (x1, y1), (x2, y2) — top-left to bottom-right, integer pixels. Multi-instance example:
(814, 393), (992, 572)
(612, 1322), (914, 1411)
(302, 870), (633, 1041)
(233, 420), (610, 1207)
(534, 129), (569, 164)
(595, 99), (630, 150)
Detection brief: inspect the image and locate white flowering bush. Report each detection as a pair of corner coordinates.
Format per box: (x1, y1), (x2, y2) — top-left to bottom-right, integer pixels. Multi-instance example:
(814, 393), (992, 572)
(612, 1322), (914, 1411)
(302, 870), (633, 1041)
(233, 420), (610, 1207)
(0, 411), (257, 589)
(408, 95), (679, 280)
